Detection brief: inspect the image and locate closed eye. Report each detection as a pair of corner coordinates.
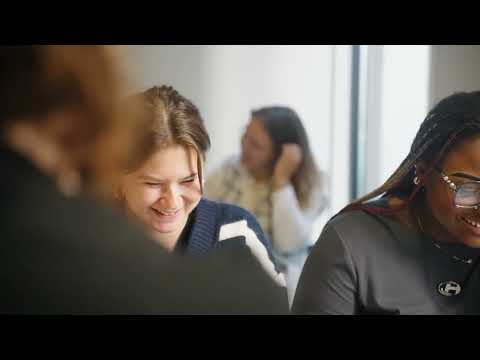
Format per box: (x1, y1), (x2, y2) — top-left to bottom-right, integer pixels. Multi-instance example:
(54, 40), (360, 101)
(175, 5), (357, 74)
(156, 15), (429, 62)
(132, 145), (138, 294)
(145, 182), (161, 186)
(181, 176), (196, 184)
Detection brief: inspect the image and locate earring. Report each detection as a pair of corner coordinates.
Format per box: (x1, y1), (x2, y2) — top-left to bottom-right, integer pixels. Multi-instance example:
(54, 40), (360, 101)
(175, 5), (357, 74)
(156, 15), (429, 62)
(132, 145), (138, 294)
(413, 176), (420, 185)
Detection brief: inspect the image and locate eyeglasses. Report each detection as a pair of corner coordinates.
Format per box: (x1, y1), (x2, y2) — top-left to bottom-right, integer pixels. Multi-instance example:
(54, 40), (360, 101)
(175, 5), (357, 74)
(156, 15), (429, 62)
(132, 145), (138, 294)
(434, 166), (480, 209)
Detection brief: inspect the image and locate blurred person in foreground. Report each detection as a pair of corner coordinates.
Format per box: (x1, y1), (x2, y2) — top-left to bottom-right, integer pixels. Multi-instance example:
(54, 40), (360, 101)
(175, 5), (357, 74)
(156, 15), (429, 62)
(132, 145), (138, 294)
(0, 46), (288, 314)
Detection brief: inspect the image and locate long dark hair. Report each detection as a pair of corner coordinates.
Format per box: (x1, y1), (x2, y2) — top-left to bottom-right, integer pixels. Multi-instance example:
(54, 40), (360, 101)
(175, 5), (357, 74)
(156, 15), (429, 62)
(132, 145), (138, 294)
(252, 106), (321, 209)
(344, 91), (480, 215)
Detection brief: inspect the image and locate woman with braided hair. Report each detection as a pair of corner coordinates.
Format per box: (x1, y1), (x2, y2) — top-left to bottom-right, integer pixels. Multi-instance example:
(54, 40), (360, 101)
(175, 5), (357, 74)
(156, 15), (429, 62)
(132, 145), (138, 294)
(293, 91), (480, 315)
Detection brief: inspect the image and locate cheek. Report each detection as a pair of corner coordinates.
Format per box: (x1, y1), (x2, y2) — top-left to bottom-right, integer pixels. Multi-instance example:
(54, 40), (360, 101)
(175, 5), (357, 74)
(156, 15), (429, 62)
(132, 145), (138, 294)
(248, 148), (266, 162)
(125, 185), (159, 210)
(426, 185), (458, 226)
(258, 149), (274, 166)
(181, 185), (202, 212)
(142, 188), (162, 206)
(242, 144), (257, 161)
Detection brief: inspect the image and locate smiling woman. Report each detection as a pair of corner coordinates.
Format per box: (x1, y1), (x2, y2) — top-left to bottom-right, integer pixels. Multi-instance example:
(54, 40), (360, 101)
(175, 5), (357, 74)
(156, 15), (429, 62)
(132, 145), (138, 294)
(121, 145), (201, 250)
(117, 86), (287, 288)
(293, 91), (480, 315)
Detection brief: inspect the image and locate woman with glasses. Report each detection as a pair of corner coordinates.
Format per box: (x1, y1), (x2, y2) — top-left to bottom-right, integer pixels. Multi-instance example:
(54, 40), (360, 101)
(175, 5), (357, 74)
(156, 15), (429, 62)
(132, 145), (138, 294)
(292, 91), (480, 315)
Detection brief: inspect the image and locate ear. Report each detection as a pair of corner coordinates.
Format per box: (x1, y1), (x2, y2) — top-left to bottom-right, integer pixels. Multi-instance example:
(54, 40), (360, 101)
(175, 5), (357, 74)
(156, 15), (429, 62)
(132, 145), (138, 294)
(414, 162), (429, 186)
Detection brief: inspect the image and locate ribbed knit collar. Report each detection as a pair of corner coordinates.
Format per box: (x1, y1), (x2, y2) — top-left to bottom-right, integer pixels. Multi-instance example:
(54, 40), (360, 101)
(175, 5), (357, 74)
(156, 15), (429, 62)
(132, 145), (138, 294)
(184, 198), (219, 256)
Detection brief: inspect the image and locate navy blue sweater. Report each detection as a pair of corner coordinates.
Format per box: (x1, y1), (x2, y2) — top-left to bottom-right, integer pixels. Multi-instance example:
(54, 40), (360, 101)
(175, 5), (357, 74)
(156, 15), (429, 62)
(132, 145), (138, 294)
(177, 198), (286, 287)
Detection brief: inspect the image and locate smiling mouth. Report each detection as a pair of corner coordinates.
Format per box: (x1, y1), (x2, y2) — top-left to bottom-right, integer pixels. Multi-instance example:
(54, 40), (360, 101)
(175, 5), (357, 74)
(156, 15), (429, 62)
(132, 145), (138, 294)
(152, 208), (181, 217)
(460, 216), (480, 228)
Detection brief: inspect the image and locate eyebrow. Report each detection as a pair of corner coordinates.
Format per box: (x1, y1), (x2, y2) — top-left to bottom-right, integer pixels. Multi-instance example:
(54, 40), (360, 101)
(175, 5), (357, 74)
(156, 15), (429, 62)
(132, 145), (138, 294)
(139, 173), (197, 182)
(181, 173), (198, 180)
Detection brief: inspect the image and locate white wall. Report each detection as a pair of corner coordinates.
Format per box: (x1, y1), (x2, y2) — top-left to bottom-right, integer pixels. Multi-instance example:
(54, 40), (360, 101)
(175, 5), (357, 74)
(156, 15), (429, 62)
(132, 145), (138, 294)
(430, 45), (480, 107)
(117, 45), (212, 111)
(117, 45), (352, 241)
(358, 45), (480, 199)
(119, 46), (335, 172)
(378, 45), (431, 186)
(359, 45), (431, 197)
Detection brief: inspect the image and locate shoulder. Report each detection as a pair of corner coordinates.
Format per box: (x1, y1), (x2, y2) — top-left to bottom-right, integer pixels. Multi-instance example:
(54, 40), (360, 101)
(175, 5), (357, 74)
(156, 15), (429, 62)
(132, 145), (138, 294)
(317, 208), (411, 264)
(207, 155), (242, 175)
(200, 198), (267, 242)
(301, 209), (403, 295)
(326, 210), (391, 241)
(218, 200), (260, 226)
(199, 198), (285, 286)
(204, 156), (243, 194)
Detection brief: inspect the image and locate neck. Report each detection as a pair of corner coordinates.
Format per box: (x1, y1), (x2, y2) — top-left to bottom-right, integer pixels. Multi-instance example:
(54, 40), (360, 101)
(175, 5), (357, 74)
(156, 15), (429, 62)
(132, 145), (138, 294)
(148, 215), (190, 252)
(150, 231), (180, 252)
(250, 167), (273, 182)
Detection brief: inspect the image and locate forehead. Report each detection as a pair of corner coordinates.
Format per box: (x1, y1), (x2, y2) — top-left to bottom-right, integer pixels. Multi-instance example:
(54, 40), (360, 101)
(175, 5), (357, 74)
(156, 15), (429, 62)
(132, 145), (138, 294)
(138, 145), (198, 178)
(246, 117), (271, 143)
(443, 135), (480, 174)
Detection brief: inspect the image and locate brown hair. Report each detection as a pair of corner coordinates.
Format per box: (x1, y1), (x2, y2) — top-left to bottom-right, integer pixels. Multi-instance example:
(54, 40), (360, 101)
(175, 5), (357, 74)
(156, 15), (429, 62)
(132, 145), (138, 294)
(126, 85), (211, 191)
(252, 106), (321, 209)
(0, 45), (143, 199)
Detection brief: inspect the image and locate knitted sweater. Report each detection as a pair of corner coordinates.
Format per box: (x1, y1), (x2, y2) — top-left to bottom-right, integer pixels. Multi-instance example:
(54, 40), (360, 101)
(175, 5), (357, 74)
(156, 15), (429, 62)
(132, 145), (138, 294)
(205, 155), (327, 303)
(0, 146), (289, 314)
(178, 197), (287, 288)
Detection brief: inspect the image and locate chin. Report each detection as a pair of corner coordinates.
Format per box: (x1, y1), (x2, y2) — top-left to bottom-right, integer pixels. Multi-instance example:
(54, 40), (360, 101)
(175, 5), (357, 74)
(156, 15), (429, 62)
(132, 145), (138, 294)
(146, 218), (181, 234)
(242, 161), (258, 173)
(151, 221), (182, 234)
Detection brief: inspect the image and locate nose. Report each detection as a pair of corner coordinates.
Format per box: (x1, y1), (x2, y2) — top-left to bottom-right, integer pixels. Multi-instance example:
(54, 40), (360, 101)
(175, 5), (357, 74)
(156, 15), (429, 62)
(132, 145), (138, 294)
(158, 184), (181, 209)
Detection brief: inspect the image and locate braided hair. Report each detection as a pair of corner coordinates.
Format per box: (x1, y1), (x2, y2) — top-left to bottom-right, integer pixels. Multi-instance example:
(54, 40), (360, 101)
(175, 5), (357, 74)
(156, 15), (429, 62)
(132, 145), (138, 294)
(343, 91), (480, 216)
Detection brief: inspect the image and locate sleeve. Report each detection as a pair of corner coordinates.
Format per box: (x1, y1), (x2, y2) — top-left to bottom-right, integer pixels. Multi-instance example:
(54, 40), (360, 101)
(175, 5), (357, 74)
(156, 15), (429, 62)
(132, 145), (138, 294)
(217, 206), (287, 288)
(291, 222), (358, 315)
(271, 177), (328, 253)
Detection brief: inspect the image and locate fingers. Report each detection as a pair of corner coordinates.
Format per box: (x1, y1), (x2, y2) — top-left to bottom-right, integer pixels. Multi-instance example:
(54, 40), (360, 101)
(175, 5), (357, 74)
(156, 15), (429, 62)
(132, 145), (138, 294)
(281, 143), (303, 162)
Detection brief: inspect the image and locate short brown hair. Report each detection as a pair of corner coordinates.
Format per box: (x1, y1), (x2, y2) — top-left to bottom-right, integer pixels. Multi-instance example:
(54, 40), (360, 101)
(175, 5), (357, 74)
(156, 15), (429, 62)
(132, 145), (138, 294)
(127, 85), (211, 190)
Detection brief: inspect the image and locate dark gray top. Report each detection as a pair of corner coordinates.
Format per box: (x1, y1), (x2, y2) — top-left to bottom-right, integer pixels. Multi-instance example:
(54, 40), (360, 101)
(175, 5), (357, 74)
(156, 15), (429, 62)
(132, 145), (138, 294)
(292, 209), (480, 315)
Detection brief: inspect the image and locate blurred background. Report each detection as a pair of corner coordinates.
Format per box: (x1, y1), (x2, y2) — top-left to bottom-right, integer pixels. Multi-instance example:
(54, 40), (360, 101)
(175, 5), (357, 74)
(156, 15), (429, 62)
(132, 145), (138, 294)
(117, 45), (480, 242)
